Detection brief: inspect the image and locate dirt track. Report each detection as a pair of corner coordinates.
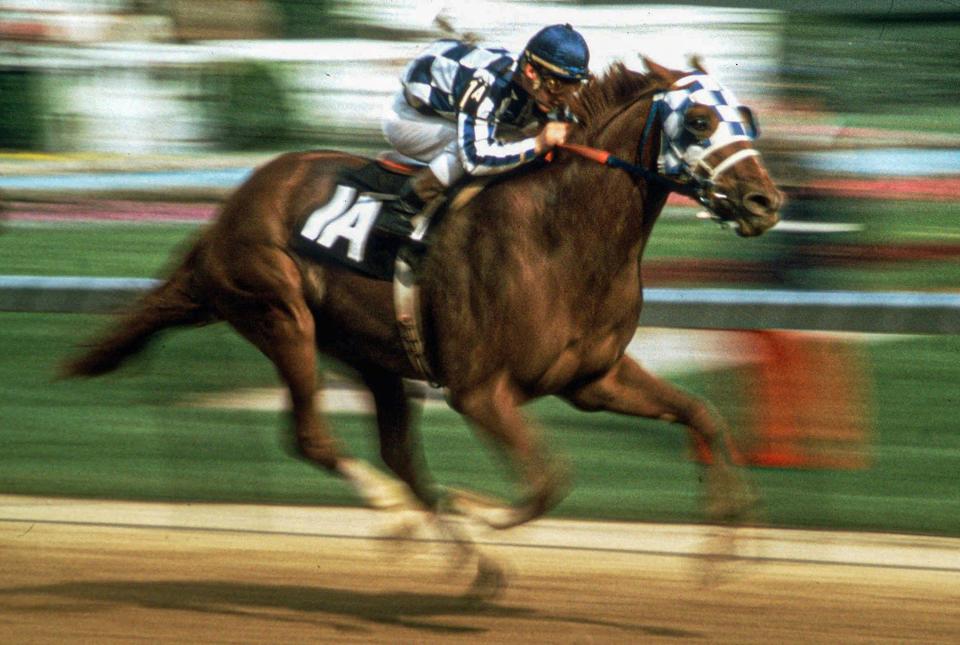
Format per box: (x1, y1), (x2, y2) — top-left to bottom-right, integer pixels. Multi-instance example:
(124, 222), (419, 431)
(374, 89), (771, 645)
(2, 497), (958, 644)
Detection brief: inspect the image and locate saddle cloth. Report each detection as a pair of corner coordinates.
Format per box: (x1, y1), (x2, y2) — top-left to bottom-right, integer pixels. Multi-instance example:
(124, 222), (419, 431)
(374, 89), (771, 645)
(290, 158), (436, 281)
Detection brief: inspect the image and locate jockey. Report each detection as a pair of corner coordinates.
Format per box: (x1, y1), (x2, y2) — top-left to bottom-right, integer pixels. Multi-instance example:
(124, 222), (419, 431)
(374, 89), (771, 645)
(380, 23), (591, 229)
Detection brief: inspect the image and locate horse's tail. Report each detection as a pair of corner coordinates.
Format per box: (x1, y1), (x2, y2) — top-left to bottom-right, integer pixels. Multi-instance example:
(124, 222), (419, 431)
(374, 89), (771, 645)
(61, 245), (214, 378)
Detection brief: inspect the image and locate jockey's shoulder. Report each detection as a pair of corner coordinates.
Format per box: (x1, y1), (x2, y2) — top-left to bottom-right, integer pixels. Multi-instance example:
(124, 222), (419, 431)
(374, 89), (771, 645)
(424, 38), (514, 63)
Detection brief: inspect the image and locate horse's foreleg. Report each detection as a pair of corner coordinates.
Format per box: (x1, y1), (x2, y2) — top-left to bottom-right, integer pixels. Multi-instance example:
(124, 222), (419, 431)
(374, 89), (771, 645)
(449, 374), (570, 529)
(354, 367), (507, 593)
(356, 367), (440, 511)
(565, 356), (755, 523)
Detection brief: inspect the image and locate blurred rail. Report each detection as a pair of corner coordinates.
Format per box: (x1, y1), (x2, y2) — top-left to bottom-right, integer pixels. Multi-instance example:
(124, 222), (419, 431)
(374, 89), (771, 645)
(0, 276), (157, 314)
(3, 275), (960, 334)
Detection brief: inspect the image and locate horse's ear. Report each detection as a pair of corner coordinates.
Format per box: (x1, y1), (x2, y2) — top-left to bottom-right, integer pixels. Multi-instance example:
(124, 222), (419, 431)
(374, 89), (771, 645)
(688, 55), (708, 74)
(642, 56), (673, 85)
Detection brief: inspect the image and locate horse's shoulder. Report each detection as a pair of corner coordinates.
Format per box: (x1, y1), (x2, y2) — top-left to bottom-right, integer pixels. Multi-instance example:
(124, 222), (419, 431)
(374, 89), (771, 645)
(437, 175), (544, 243)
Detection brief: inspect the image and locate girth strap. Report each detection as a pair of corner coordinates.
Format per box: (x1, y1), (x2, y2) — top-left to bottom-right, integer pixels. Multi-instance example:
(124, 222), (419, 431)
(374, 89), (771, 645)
(393, 255), (439, 387)
(392, 195), (448, 388)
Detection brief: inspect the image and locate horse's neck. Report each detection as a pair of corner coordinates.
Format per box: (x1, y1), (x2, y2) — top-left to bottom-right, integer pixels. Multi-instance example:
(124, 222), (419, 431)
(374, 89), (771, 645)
(593, 98), (647, 157)
(561, 96), (661, 261)
(605, 94), (670, 246)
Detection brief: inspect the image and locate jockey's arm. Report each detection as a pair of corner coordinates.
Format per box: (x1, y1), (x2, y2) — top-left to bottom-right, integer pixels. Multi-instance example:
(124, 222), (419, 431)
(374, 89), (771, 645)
(456, 112), (539, 176)
(456, 111), (574, 176)
(454, 68), (575, 176)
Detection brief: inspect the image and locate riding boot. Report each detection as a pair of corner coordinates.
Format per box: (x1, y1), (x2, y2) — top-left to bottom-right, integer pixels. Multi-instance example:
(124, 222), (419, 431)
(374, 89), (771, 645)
(377, 168), (446, 239)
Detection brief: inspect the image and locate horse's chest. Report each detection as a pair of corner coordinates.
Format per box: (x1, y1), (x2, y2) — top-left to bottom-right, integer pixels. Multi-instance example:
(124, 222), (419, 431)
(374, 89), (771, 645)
(527, 283), (641, 389)
(532, 328), (630, 393)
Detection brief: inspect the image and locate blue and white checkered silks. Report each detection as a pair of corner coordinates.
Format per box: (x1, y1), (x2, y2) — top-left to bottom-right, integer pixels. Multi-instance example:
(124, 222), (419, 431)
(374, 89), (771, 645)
(402, 40), (516, 118)
(394, 39), (540, 180)
(653, 73), (760, 180)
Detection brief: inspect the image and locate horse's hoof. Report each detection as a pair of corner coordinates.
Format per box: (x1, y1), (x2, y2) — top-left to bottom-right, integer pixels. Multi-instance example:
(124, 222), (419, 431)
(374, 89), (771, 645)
(705, 467), (761, 525)
(444, 460), (572, 530)
(464, 554), (508, 602)
(377, 509), (425, 545)
(339, 458), (421, 512)
(443, 487), (519, 528)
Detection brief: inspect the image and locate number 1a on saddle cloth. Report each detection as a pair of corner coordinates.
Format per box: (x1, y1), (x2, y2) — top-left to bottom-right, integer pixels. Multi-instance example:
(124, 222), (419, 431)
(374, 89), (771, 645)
(291, 162), (429, 281)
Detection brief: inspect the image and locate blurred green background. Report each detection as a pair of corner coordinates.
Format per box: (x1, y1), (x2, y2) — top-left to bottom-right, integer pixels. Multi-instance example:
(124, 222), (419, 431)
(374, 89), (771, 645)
(2, 308), (958, 535)
(1, 1), (958, 536)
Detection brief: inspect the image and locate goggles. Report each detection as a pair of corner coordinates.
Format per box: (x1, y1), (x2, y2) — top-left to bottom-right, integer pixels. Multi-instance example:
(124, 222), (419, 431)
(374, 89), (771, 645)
(535, 67), (585, 95)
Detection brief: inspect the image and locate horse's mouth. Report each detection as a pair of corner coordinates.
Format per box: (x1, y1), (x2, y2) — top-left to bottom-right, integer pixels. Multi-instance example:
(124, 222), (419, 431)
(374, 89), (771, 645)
(705, 202), (780, 237)
(734, 211), (780, 237)
(708, 186), (782, 237)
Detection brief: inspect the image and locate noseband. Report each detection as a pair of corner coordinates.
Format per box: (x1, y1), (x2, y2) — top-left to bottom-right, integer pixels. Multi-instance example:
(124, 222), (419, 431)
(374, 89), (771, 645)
(693, 145), (761, 184)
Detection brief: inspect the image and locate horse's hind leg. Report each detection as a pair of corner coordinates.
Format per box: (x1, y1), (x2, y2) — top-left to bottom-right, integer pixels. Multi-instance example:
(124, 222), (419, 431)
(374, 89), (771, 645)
(564, 355), (755, 522)
(225, 296), (339, 465)
(230, 307), (420, 510)
(217, 254), (415, 511)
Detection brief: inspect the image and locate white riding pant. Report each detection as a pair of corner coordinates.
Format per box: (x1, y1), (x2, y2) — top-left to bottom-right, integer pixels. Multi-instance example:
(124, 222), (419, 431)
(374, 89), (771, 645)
(381, 92), (465, 187)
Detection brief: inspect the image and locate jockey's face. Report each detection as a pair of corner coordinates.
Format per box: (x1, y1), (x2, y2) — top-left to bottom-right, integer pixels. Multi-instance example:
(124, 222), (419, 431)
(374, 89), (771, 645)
(521, 63), (581, 113)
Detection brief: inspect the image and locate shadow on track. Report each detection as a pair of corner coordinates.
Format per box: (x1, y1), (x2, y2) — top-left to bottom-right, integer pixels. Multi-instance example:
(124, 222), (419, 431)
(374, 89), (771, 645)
(0, 579), (702, 638)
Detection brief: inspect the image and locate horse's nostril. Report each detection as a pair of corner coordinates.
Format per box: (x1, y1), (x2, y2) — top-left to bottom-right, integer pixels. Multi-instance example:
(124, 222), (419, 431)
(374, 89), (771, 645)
(744, 191), (776, 216)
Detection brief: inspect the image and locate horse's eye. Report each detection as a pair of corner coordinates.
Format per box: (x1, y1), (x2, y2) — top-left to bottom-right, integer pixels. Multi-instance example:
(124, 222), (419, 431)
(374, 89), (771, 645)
(686, 116), (711, 133)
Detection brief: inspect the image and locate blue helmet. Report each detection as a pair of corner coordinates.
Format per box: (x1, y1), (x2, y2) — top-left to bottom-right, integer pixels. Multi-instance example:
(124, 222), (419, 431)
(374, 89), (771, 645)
(523, 24), (590, 81)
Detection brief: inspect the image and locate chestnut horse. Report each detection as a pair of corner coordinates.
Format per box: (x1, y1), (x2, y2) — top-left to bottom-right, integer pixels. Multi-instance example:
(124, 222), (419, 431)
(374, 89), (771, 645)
(64, 59), (780, 536)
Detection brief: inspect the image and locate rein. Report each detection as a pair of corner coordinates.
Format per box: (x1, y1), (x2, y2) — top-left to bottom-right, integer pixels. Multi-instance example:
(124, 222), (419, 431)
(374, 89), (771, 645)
(557, 91), (706, 201)
(557, 142), (700, 199)
(559, 85), (702, 199)
(557, 115), (759, 214)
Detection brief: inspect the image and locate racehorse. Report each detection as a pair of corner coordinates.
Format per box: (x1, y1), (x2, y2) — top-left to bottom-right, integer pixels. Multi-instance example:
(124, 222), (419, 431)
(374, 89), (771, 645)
(63, 58), (780, 555)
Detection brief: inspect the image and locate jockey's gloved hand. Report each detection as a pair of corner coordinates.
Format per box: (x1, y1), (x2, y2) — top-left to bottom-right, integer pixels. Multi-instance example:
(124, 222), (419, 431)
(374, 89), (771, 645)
(535, 122), (572, 154)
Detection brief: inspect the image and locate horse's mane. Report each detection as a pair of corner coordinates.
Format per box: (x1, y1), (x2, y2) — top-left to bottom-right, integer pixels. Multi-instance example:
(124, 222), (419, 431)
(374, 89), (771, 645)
(568, 62), (666, 139)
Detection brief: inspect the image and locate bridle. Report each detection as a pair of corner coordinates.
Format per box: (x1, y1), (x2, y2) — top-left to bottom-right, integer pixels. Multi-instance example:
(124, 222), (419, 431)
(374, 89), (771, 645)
(560, 71), (762, 225)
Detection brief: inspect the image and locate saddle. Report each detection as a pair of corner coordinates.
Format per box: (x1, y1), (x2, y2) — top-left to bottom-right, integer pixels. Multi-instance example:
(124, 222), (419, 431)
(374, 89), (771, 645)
(290, 154), (443, 282)
(291, 154), (468, 385)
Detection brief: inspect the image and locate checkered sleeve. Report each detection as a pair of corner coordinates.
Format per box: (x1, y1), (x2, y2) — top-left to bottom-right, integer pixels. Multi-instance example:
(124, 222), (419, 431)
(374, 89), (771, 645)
(458, 115), (538, 176)
(456, 73), (538, 176)
(400, 40), (541, 176)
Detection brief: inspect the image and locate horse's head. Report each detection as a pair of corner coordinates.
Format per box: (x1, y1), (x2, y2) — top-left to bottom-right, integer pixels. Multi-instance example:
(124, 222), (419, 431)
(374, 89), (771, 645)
(644, 58), (782, 237)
